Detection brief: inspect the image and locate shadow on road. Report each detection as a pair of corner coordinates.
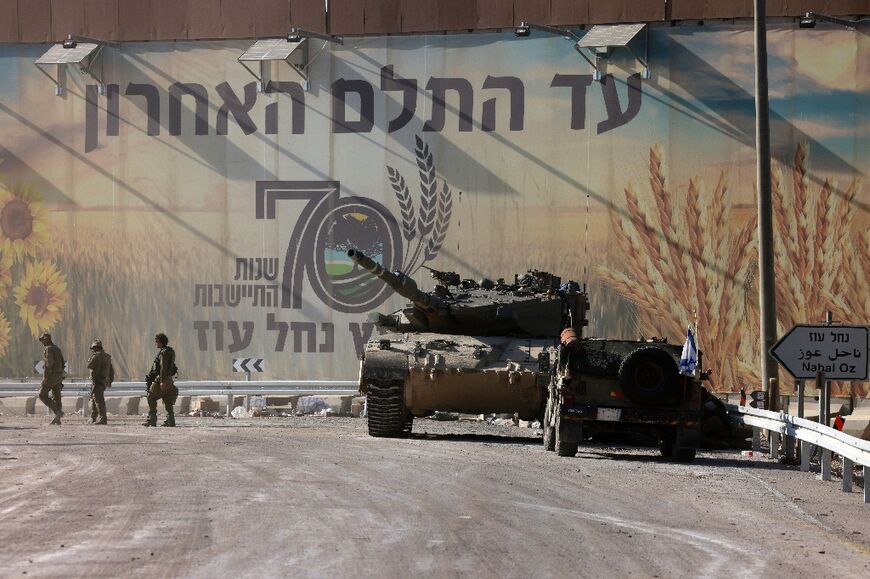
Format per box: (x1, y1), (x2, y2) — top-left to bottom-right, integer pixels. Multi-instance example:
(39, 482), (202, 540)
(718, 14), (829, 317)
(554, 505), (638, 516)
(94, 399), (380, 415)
(578, 448), (798, 471)
(413, 432), (540, 446)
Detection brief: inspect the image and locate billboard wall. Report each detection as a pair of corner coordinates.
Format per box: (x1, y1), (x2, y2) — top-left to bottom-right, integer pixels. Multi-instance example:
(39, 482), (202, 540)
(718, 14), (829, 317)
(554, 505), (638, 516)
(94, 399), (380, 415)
(0, 24), (867, 394)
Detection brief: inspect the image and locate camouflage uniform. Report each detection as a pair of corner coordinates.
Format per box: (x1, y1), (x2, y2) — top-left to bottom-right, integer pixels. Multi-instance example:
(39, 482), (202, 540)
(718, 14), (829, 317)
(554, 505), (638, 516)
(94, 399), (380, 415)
(87, 341), (113, 424)
(145, 345), (177, 427)
(38, 333), (65, 425)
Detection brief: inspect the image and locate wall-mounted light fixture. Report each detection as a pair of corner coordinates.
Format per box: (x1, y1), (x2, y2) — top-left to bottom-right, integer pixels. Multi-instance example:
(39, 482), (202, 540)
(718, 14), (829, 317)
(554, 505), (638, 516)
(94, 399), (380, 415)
(798, 12), (858, 29)
(514, 22), (650, 81)
(35, 35), (106, 96)
(239, 29), (343, 92)
(574, 24), (650, 81)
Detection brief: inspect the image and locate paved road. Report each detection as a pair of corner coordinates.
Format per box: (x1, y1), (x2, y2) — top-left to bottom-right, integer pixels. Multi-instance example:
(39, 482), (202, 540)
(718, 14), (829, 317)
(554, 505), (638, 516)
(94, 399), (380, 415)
(1, 416), (869, 578)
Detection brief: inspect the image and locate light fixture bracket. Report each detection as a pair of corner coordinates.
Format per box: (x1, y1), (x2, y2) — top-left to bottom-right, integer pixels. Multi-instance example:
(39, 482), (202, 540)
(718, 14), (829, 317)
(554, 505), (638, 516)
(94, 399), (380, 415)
(239, 31), (343, 92)
(35, 35), (106, 96)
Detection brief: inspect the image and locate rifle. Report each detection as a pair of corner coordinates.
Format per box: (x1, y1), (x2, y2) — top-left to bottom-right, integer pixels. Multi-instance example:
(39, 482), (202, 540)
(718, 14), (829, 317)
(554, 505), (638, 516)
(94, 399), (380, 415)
(145, 371), (157, 395)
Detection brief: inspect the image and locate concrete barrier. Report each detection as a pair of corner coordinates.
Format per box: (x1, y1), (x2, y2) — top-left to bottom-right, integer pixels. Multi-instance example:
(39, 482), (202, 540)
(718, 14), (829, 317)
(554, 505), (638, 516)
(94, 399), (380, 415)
(0, 396), (36, 416)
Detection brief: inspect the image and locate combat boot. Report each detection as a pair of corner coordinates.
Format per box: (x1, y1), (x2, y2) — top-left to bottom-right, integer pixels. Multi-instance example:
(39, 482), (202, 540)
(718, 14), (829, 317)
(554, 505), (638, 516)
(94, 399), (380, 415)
(49, 410), (64, 425)
(161, 413), (176, 427)
(96, 416), (108, 425)
(142, 412), (157, 427)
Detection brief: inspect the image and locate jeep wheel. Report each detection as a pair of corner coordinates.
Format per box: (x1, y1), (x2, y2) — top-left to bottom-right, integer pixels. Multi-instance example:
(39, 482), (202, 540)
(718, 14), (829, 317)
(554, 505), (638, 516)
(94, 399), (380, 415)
(555, 412), (579, 457)
(543, 388), (556, 452)
(673, 447), (696, 462)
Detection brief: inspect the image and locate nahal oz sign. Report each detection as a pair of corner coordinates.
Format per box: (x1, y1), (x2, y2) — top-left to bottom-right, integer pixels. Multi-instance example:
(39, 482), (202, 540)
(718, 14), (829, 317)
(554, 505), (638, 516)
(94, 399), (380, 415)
(770, 325), (869, 381)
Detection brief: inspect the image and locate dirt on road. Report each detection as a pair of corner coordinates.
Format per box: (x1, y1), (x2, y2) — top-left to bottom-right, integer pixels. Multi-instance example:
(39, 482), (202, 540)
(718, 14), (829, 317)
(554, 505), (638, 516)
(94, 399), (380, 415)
(1, 416), (869, 578)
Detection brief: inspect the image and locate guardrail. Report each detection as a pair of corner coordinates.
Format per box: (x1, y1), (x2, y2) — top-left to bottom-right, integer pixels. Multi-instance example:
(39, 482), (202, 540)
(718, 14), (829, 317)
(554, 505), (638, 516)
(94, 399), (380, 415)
(729, 404), (869, 503)
(0, 380), (360, 416)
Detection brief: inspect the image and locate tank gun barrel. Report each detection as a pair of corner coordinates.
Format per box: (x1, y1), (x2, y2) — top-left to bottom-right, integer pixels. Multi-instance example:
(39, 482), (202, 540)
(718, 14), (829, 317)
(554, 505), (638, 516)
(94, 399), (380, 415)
(348, 249), (443, 311)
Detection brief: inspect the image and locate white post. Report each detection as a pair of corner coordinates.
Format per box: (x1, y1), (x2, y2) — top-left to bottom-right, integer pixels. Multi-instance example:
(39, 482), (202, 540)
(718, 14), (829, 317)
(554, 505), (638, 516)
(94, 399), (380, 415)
(821, 448), (831, 481)
(842, 458), (853, 492)
(226, 393), (233, 417)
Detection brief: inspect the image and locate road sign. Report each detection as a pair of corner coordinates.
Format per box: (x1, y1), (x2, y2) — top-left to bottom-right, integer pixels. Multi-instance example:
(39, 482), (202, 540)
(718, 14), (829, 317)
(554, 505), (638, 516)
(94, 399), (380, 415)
(749, 390), (766, 409)
(34, 361), (72, 375)
(233, 358), (265, 373)
(770, 324), (869, 380)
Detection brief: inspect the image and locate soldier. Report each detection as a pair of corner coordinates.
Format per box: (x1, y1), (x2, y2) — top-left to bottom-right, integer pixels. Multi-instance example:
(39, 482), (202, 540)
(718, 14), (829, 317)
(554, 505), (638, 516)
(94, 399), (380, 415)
(143, 333), (178, 427)
(37, 333), (65, 425)
(86, 339), (113, 425)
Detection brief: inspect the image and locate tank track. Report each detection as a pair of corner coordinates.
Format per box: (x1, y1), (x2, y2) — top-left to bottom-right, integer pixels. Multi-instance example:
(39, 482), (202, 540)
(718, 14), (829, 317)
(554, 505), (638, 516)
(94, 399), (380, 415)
(367, 379), (412, 437)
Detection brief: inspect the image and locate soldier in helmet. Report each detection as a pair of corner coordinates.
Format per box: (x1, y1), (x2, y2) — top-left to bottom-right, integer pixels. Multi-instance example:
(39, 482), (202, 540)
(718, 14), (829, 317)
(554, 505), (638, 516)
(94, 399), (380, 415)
(37, 332), (66, 425)
(143, 333), (178, 427)
(86, 339), (114, 425)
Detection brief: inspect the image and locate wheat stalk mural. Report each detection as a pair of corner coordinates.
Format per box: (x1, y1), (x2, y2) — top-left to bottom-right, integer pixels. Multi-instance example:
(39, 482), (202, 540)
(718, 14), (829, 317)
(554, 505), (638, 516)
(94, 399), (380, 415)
(771, 143), (867, 396)
(386, 135), (453, 274)
(598, 143), (868, 396)
(597, 144), (760, 392)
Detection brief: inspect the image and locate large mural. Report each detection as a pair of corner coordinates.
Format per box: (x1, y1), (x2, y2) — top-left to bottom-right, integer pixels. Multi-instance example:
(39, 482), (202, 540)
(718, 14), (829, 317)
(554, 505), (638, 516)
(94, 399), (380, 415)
(0, 24), (866, 395)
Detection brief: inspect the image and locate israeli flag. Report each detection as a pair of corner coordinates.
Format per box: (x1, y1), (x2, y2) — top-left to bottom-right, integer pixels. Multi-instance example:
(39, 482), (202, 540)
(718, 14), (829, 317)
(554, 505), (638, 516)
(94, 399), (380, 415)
(679, 326), (698, 376)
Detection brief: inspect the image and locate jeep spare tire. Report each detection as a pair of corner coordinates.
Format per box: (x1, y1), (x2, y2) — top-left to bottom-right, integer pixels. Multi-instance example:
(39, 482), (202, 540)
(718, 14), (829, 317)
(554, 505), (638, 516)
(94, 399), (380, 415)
(618, 346), (679, 406)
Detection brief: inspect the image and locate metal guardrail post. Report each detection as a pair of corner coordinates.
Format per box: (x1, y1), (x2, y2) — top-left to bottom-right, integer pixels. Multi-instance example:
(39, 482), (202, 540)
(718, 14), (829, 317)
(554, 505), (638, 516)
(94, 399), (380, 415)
(769, 431), (780, 459)
(752, 427), (761, 452)
(865, 467), (869, 504)
(226, 393), (233, 417)
(842, 458), (853, 492)
(800, 441), (812, 472)
(796, 380), (805, 461)
(821, 448), (831, 481)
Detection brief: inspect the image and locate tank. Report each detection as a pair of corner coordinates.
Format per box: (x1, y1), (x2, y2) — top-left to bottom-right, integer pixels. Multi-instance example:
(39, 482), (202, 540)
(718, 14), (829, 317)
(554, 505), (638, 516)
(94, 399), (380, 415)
(349, 249), (588, 438)
(350, 249), (707, 456)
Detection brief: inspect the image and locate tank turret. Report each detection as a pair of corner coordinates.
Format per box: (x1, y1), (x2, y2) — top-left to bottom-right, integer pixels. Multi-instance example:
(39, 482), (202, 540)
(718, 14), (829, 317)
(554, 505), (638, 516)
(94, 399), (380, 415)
(348, 249), (588, 337)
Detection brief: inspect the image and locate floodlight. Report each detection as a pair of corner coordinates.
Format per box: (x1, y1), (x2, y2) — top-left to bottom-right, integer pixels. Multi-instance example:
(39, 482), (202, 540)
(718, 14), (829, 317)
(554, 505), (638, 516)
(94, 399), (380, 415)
(239, 31), (342, 92)
(35, 35), (106, 96)
(798, 12), (856, 30)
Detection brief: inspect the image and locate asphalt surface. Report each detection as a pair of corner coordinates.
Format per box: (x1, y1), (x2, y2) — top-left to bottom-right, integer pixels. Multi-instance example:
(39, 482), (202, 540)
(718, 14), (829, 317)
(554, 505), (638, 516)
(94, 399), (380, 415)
(1, 415), (869, 578)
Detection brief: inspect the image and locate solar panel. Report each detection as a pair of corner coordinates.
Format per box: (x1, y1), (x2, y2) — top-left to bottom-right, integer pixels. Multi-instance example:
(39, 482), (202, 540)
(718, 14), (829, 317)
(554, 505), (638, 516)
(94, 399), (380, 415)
(36, 42), (100, 65)
(576, 24), (645, 49)
(239, 38), (304, 62)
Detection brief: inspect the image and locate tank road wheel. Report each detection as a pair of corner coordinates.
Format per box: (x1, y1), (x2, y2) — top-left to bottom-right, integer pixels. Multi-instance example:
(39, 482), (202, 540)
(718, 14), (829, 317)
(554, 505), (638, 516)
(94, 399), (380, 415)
(366, 379), (412, 438)
(543, 393), (556, 452)
(555, 412), (580, 457)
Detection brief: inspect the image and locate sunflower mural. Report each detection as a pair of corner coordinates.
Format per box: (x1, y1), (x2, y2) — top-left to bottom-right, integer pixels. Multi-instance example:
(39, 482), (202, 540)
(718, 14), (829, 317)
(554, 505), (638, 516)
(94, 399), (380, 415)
(0, 248), (12, 300)
(14, 260), (68, 337)
(0, 182), (49, 263)
(0, 170), (68, 364)
(0, 310), (11, 357)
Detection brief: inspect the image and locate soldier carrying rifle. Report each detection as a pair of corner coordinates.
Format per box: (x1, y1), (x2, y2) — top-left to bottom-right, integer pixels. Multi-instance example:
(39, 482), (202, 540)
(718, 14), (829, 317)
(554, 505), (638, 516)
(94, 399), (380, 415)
(142, 333), (178, 427)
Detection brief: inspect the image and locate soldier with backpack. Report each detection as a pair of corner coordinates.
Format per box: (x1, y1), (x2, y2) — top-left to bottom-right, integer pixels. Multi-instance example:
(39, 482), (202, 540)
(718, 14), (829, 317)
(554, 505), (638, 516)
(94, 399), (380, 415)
(86, 339), (114, 425)
(143, 333), (178, 427)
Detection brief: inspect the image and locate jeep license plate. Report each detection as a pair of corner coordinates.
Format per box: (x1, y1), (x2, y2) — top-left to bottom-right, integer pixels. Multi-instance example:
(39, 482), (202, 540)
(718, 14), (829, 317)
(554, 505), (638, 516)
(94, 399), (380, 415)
(597, 408), (621, 421)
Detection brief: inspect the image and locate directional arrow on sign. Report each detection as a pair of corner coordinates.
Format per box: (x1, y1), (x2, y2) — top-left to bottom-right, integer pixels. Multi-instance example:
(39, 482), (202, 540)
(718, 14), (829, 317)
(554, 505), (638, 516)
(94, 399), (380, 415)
(34, 361), (72, 375)
(770, 324), (869, 381)
(232, 358), (265, 373)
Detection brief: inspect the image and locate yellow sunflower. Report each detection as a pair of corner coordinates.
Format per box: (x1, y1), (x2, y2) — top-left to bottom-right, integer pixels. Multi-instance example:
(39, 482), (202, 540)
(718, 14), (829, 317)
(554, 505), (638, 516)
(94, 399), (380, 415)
(0, 181), (49, 263)
(0, 309), (11, 357)
(14, 260), (68, 337)
(0, 249), (12, 300)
